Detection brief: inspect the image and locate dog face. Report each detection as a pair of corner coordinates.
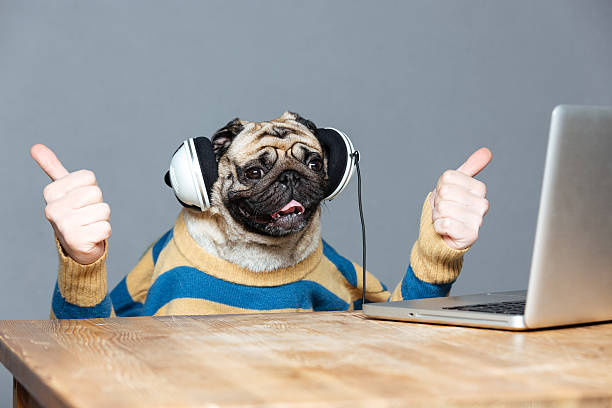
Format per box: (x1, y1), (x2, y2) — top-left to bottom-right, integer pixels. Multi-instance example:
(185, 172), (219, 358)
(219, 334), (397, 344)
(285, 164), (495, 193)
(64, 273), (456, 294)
(210, 112), (328, 237)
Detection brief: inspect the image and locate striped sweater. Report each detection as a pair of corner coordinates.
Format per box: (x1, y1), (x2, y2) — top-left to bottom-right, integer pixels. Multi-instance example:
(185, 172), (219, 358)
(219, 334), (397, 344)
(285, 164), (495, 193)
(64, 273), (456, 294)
(51, 195), (468, 319)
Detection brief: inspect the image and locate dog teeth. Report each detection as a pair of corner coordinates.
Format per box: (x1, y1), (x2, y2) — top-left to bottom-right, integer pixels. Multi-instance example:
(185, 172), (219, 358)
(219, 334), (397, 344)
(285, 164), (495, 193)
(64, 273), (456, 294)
(270, 209), (305, 220)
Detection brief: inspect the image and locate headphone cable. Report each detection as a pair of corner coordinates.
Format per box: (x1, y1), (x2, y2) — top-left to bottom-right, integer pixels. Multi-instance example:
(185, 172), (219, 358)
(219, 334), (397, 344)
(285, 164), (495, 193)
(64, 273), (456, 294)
(352, 151), (367, 308)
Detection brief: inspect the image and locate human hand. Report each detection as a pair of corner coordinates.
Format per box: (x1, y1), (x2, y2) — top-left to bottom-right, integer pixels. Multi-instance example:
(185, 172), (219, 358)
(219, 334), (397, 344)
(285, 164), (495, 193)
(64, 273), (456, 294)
(429, 148), (492, 250)
(30, 144), (111, 265)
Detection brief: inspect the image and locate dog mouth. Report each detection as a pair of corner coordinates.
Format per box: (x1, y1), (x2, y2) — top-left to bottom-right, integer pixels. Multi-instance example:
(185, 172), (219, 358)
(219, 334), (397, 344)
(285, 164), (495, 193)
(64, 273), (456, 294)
(238, 199), (306, 226)
(270, 199), (305, 220)
(228, 171), (326, 236)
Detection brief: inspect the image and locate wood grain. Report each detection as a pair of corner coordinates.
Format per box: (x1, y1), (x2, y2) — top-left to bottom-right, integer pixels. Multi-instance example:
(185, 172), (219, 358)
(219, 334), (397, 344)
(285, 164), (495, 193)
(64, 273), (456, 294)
(13, 379), (43, 408)
(0, 312), (611, 407)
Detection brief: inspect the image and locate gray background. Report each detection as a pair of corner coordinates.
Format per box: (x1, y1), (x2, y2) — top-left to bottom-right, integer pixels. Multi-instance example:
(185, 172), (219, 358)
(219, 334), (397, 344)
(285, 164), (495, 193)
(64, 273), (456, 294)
(1, 0), (611, 404)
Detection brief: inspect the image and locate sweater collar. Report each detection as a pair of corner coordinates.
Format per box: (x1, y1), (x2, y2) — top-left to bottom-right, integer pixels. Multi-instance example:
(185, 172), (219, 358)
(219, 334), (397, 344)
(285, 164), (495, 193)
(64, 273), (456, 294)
(172, 210), (323, 287)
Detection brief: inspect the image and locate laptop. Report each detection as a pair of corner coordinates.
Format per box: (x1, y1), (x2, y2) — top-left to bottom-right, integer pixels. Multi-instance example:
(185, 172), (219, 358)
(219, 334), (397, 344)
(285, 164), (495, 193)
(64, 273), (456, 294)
(364, 105), (612, 330)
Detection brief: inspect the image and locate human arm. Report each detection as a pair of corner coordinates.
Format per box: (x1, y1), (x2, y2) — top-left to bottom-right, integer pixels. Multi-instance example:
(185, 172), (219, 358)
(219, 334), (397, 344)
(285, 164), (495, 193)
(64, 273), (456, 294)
(31, 144), (112, 318)
(387, 193), (467, 301)
(50, 237), (160, 319)
(389, 147), (492, 300)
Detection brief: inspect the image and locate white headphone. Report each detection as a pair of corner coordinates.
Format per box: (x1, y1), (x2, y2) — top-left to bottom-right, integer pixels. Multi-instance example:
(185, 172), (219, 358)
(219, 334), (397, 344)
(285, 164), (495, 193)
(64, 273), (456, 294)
(164, 127), (358, 210)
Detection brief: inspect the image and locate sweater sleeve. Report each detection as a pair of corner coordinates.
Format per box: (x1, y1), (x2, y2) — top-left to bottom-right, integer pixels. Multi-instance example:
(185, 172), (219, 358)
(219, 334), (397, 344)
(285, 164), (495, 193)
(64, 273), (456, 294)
(50, 230), (169, 319)
(388, 193), (468, 301)
(50, 237), (112, 319)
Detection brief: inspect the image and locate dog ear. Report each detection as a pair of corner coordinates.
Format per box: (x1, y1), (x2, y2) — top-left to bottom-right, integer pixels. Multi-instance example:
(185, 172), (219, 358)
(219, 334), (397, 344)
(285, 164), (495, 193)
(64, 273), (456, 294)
(288, 112), (317, 134)
(211, 118), (244, 160)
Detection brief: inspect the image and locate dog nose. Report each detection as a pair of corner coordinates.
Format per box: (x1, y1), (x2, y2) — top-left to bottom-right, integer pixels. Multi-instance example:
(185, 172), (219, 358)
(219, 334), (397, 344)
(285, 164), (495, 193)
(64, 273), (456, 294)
(278, 170), (301, 187)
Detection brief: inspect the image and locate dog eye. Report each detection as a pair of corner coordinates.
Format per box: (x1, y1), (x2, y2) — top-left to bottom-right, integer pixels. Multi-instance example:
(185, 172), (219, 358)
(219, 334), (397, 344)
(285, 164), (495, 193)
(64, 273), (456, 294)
(246, 167), (263, 180)
(308, 158), (323, 172)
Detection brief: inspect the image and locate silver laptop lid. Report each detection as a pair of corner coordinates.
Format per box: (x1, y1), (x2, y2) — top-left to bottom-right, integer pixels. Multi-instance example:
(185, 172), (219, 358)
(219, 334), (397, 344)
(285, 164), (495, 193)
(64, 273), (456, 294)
(525, 105), (612, 328)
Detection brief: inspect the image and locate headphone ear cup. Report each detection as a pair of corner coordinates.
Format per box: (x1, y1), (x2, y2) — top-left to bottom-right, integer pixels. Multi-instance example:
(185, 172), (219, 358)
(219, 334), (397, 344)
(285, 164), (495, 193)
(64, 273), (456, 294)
(191, 137), (218, 201)
(316, 128), (356, 200)
(165, 137), (218, 211)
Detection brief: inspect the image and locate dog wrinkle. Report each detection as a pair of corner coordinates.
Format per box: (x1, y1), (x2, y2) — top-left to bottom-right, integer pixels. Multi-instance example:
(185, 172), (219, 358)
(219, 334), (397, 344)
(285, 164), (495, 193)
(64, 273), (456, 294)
(271, 126), (291, 138)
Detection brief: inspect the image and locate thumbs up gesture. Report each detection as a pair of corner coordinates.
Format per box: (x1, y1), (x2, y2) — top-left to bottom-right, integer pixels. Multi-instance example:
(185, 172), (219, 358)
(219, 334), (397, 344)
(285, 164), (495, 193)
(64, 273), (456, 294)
(430, 148), (492, 250)
(30, 144), (111, 265)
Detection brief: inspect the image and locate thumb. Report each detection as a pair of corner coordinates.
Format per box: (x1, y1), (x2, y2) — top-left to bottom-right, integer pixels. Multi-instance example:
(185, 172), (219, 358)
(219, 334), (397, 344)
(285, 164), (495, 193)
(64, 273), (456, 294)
(30, 144), (70, 181)
(456, 147), (492, 177)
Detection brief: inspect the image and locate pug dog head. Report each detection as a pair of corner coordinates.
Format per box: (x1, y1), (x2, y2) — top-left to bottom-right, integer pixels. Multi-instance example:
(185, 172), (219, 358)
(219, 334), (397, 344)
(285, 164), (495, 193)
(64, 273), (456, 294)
(209, 112), (328, 237)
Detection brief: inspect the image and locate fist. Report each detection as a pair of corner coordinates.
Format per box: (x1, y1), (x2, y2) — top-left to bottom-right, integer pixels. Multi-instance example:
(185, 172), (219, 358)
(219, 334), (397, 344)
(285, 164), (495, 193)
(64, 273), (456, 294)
(30, 144), (111, 265)
(430, 148), (492, 250)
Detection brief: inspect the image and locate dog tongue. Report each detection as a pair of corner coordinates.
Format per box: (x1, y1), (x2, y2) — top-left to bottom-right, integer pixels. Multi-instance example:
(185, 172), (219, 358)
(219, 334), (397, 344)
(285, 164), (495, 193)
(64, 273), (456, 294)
(271, 200), (305, 218)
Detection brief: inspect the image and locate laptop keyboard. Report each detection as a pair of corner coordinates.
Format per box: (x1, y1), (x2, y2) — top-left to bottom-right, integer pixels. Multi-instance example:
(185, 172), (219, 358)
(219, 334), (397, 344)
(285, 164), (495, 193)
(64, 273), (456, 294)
(443, 300), (526, 315)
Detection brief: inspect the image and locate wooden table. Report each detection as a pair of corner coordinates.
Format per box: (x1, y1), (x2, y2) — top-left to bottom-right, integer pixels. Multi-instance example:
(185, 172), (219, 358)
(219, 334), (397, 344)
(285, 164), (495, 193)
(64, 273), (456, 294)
(0, 311), (611, 407)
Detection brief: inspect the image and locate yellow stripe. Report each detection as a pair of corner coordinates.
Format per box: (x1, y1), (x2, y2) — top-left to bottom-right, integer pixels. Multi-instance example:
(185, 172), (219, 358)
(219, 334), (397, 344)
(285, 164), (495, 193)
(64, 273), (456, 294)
(171, 210), (324, 286)
(352, 261), (390, 303)
(301, 257), (390, 306)
(303, 257), (362, 306)
(125, 246), (155, 303)
(151, 239), (190, 281)
(155, 297), (311, 316)
(353, 262), (386, 293)
(389, 283), (403, 302)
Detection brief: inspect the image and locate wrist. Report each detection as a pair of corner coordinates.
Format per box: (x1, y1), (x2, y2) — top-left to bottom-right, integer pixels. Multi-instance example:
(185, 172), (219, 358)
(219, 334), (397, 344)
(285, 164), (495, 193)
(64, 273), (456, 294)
(58, 238), (105, 265)
(410, 193), (468, 284)
(55, 236), (108, 306)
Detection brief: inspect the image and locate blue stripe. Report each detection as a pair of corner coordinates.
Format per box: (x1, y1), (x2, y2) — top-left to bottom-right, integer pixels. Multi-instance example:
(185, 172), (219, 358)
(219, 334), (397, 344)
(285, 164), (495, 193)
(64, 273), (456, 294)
(400, 265), (453, 300)
(380, 280), (388, 291)
(110, 277), (144, 317)
(52, 282), (112, 319)
(143, 266), (349, 315)
(322, 240), (357, 287)
(152, 229), (173, 265)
